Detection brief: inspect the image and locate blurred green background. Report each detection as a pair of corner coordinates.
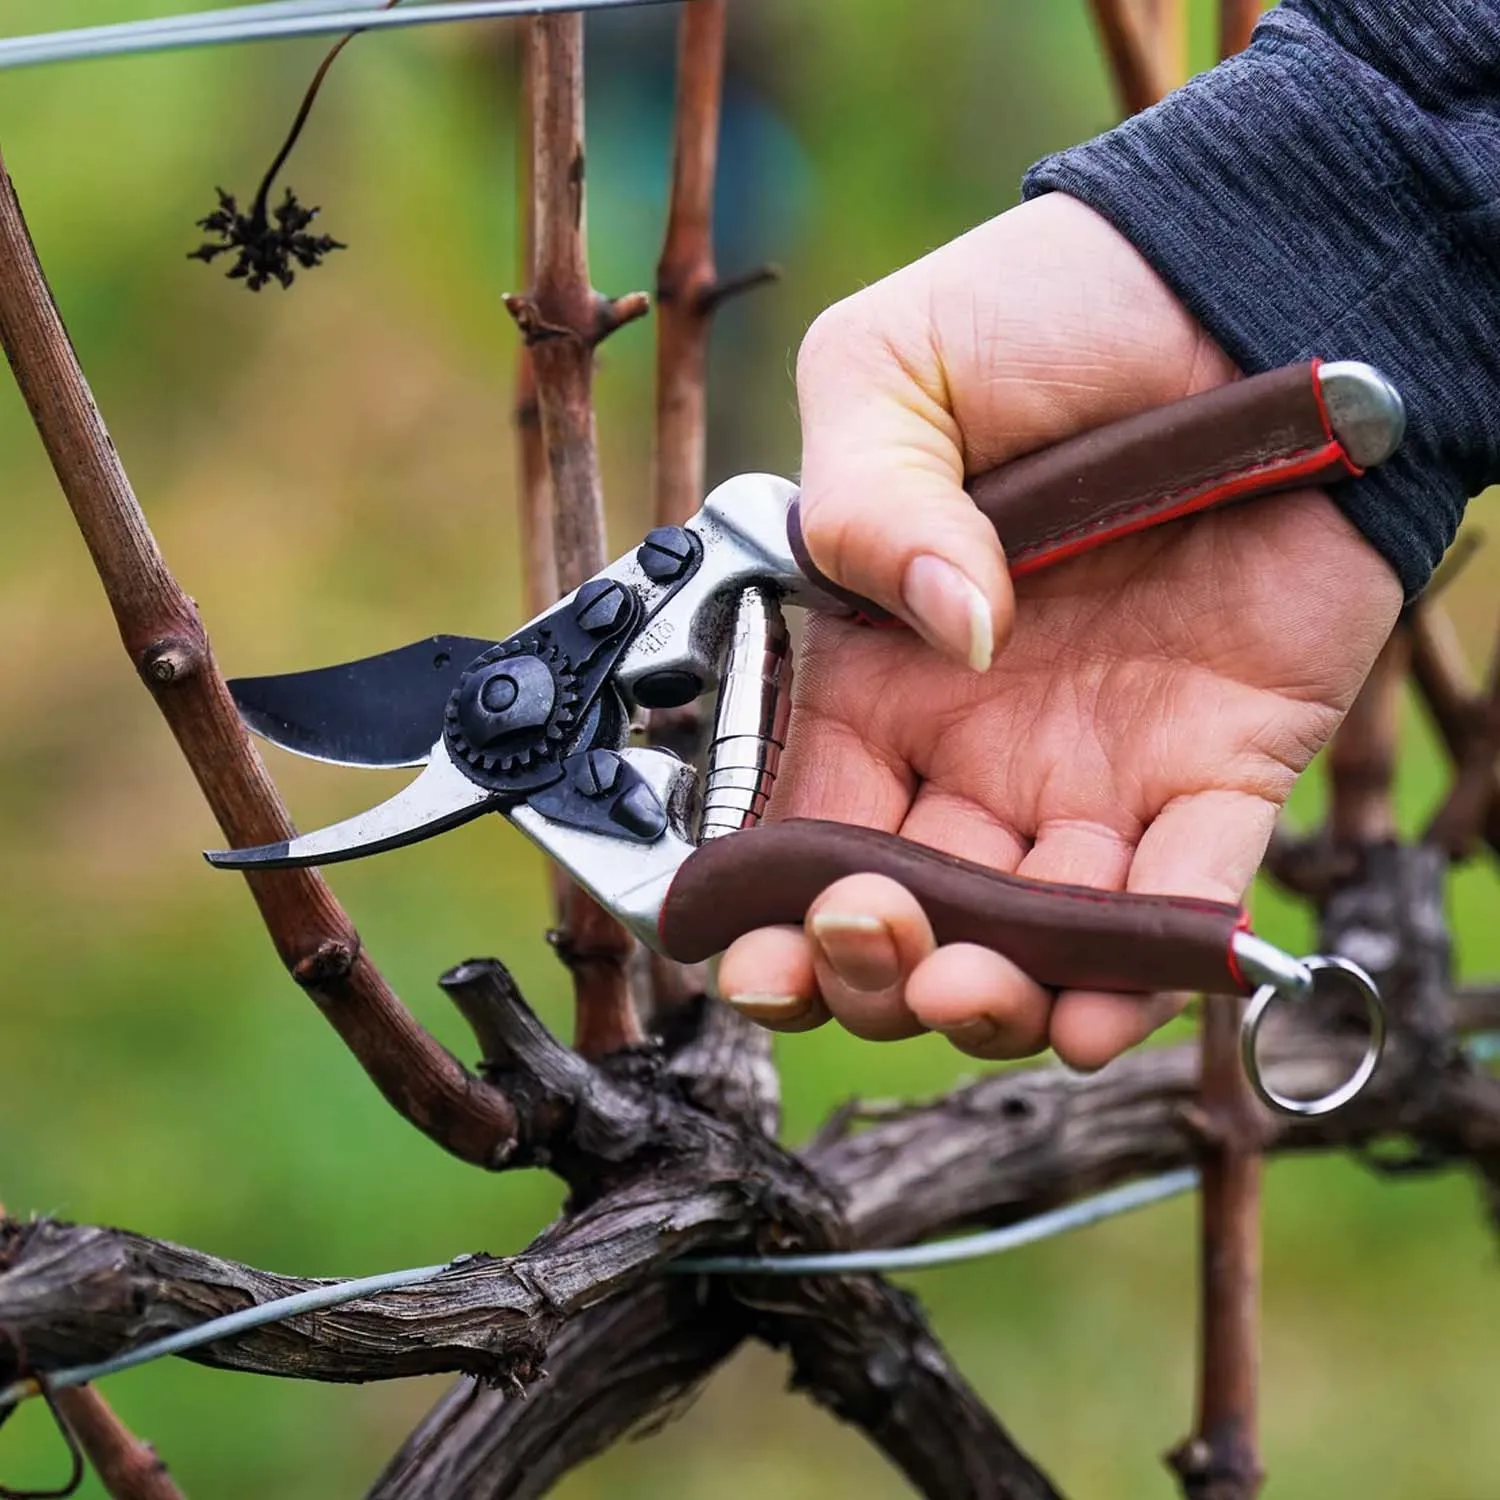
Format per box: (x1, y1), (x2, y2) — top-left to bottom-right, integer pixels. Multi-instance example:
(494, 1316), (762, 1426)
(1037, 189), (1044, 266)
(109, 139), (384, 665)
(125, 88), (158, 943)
(1, 3), (1497, 1495)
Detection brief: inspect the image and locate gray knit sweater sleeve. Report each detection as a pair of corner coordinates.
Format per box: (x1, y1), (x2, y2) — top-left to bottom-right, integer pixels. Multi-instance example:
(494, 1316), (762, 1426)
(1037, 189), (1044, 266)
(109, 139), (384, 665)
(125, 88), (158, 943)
(1022, 0), (1500, 597)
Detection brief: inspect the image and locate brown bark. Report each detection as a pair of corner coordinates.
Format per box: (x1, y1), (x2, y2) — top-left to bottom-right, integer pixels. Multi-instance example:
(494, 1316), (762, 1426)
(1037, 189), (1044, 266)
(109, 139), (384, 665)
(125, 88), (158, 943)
(373, 1276), (1061, 1500)
(1407, 600), (1500, 859)
(653, 0), (725, 531)
(4, 982), (1064, 1500)
(1167, 998), (1267, 1500)
(753, 1276), (1061, 1500)
(1425, 616), (1500, 860)
(1218, 0), (1263, 57)
(1166, 14), (1264, 1491)
(648, 0), (778, 534)
(505, 15), (649, 1058)
(513, 50), (556, 623)
(9, 961), (1500, 1498)
(812, 988), (1500, 1245)
(643, 0), (777, 974)
(369, 1282), (746, 1500)
(651, 0), (782, 534)
(11, 986), (1500, 1392)
(511, 46), (576, 940)
(508, 17), (648, 582)
(515, 352), (556, 614)
(1329, 632), (1407, 847)
(371, 999), (781, 1500)
(1265, 632), (1413, 938)
(52, 1386), (185, 1500)
(0, 148), (517, 1170)
(0, 1190), (745, 1389)
(643, 0), (726, 770)
(1087, 0), (1185, 114)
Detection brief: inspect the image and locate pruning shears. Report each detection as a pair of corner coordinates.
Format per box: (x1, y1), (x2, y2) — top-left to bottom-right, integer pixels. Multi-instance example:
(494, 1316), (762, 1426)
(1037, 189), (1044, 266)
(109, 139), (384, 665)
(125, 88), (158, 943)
(210, 359), (1402, 1116)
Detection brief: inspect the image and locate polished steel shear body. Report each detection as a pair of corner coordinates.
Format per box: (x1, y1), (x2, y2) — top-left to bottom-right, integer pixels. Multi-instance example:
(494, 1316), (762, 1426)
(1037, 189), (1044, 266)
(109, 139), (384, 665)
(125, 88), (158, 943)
(211, 359), (1403, 1115)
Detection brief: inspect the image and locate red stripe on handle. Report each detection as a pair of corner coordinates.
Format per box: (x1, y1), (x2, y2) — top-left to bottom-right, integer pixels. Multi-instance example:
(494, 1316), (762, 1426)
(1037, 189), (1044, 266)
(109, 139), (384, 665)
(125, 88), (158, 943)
(1008, 436), (1356, 576)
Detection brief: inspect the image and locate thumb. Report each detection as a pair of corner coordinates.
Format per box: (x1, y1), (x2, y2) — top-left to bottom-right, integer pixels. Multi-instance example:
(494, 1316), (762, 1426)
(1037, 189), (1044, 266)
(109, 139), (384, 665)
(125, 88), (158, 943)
(794, 282), (1013, 672)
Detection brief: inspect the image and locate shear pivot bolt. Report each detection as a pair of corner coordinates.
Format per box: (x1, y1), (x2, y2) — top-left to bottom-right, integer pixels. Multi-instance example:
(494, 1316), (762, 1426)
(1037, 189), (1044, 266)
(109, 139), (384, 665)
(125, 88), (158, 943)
(637, 526), (695, 583)
(455, 654), (557, 750)
(575, 580), (632, 635)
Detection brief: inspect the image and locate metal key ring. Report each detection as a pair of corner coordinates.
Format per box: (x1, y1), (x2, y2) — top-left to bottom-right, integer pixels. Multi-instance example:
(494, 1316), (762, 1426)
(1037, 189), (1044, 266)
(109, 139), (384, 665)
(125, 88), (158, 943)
(1240, 954), (1386, 1117)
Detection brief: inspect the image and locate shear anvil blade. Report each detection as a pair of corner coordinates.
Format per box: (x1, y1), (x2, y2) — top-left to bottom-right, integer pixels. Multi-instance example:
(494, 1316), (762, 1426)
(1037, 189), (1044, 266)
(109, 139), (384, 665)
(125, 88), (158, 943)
(205, 747), (495, 870)
(230, 634), (499, 769)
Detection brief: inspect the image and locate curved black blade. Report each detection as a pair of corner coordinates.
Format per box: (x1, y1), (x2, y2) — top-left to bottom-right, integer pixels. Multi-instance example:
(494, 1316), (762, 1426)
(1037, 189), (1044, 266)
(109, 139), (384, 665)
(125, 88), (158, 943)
(230, 634), (498, 768)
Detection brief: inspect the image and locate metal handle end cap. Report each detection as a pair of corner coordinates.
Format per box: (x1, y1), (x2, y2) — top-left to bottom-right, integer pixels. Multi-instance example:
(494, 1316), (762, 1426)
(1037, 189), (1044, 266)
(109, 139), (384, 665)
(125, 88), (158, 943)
(1317, 360), (1406, 469)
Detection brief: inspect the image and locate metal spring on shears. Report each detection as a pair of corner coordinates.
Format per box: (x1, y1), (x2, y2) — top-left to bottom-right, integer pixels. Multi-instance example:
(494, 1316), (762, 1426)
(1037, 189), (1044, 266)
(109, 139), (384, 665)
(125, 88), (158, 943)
(700, 587), (793, 841)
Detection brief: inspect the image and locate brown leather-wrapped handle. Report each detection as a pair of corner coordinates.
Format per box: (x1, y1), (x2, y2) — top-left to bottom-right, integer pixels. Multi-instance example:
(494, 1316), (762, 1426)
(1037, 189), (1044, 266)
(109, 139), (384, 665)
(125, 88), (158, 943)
(658, 819), (1247, 994)
(786, 359), (1366, 620)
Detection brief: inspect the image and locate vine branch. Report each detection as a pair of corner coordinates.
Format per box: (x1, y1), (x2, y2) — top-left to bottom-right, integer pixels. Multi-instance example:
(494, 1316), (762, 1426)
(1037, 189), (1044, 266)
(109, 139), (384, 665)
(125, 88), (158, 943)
(1218, 0), (1262, 57)
(1329, 632), (1407, 848)
(505, 14), (649, 1058)
(1407, 598), (1500, 860)
(644, 0), (779, 977)
(51, 1388), (184, 1500)
(1087, 0), (1184, 114)
(653, 0), (778, 531)
(0, 147), (518, 1170)
(8, 987), (1500, 1393)
(1425, 615), (1500, 860)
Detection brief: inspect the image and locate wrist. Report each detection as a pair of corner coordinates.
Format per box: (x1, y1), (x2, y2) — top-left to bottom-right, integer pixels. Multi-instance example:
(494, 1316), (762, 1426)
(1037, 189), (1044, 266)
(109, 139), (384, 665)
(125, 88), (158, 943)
(1022, 10), (1494, 598)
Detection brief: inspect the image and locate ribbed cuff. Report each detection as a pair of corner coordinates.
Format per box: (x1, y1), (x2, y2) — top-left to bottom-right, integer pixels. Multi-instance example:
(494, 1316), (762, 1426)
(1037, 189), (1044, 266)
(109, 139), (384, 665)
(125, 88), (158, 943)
(1022, 5), (1500, 597)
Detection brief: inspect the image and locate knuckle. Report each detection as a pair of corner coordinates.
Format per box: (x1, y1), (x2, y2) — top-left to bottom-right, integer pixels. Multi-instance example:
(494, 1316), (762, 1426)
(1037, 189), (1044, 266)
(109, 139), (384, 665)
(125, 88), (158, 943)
(796, 298), (861, 385)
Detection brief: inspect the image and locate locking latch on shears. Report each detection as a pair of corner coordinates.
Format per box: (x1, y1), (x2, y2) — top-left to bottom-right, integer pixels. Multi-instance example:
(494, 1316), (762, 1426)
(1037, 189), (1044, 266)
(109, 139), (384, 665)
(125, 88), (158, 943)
(210, 359), (1402, 1117)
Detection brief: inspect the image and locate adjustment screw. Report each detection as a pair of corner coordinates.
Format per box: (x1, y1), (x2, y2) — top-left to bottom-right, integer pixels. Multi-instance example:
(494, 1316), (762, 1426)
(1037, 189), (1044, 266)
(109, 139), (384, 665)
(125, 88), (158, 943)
(636, 526), (696, 583)
(576, 748), (622, 798)
(575, 579), (631, 636)
(456, 655), (555, 749)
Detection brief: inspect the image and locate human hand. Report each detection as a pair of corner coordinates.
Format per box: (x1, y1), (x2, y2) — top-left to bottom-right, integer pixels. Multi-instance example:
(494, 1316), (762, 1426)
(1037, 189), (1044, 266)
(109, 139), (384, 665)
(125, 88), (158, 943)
(714, 194), (1401, 1069)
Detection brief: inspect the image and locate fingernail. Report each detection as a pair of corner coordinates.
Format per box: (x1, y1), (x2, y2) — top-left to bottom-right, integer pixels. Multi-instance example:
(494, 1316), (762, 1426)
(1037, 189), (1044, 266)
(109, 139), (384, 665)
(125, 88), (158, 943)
(936, 1017), (1000, 1052)
(723, 993), (811, 1024)
(810, 911), (900, 992)
(900, 554), (994, 672)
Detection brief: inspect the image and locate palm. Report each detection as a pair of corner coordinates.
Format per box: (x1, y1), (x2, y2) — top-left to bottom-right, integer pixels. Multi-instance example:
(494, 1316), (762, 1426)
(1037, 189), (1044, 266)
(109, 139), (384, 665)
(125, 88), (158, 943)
(784, 489), (1386, 888)
(729, 489), (1397, 1065)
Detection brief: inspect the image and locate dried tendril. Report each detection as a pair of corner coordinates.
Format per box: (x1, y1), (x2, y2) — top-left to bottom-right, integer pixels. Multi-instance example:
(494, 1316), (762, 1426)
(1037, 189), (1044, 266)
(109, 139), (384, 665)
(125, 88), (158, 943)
(189, 0), (402, 291)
